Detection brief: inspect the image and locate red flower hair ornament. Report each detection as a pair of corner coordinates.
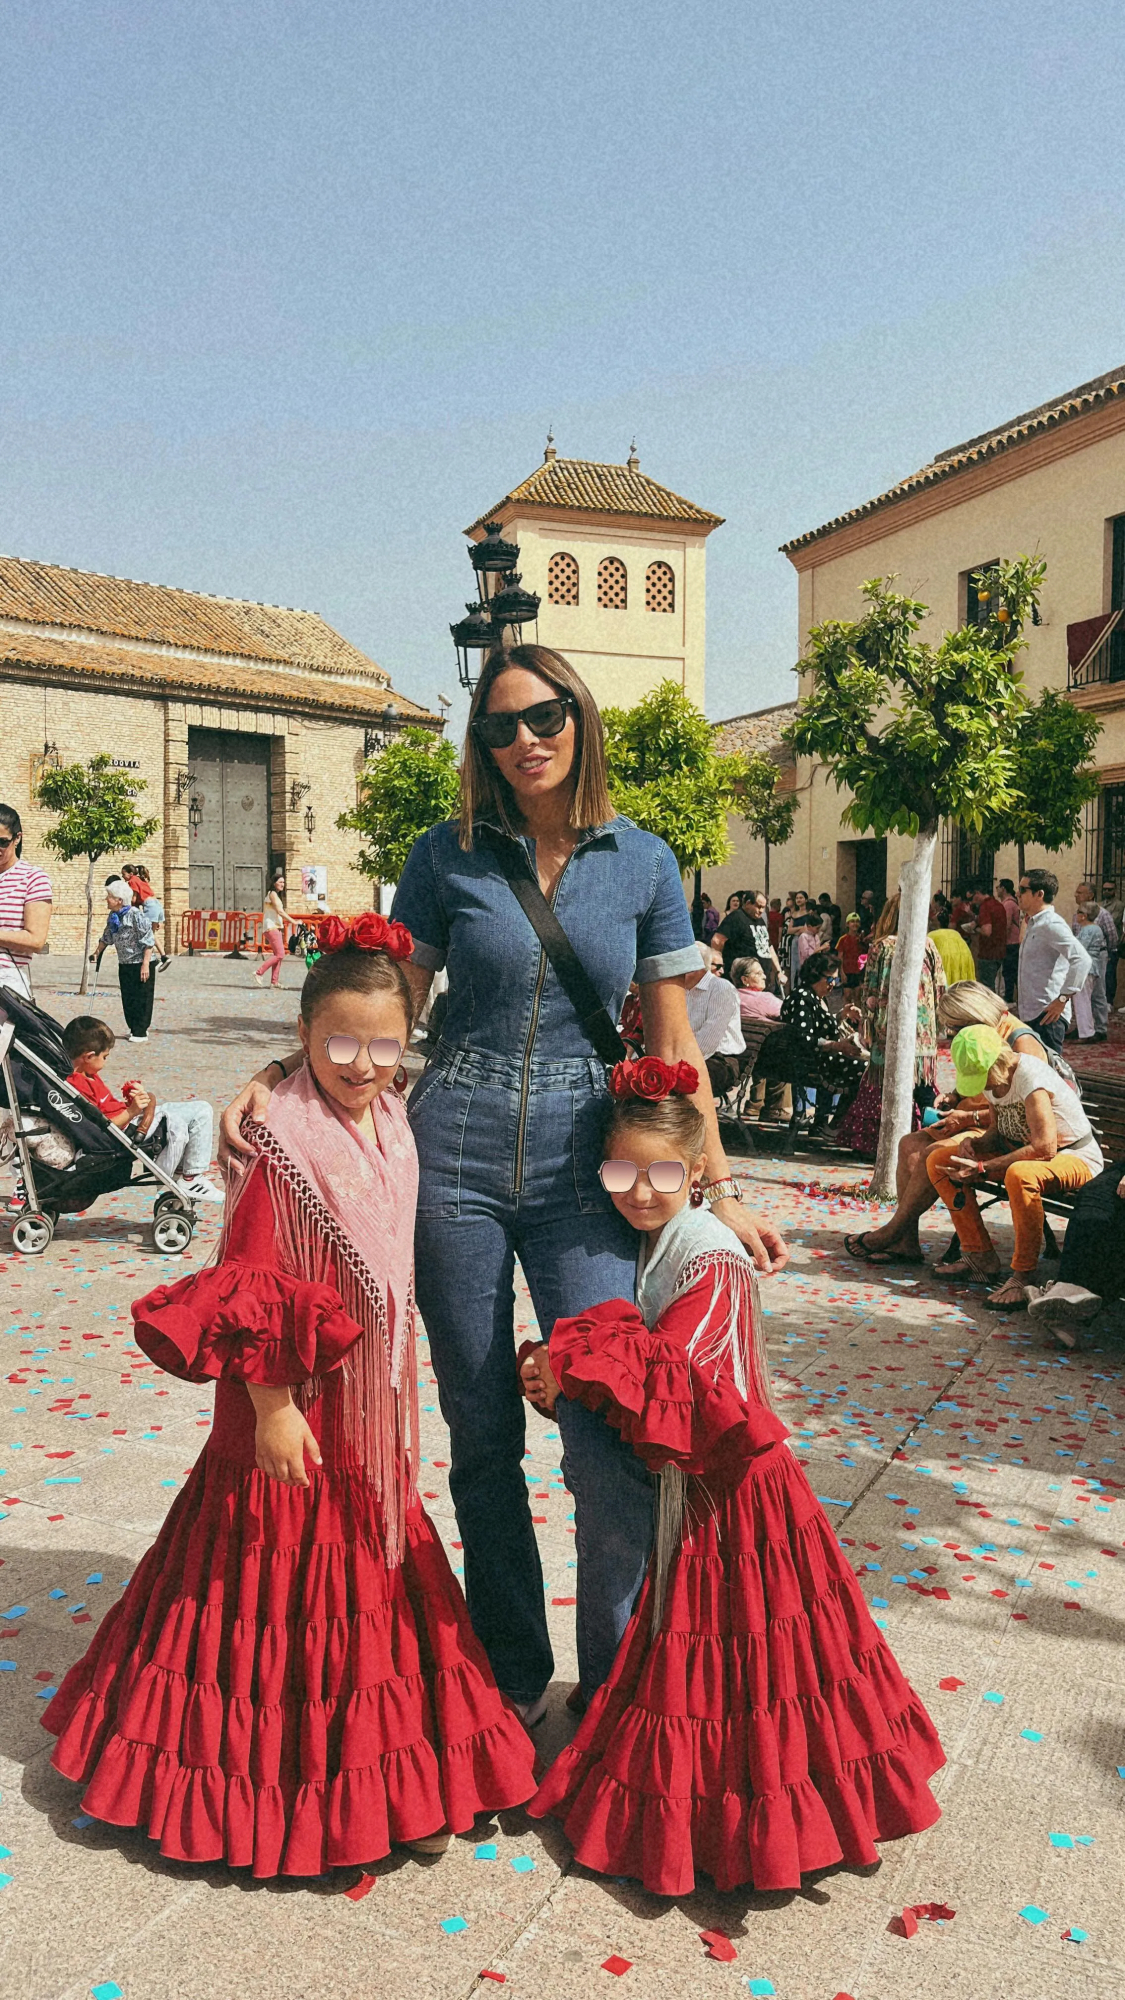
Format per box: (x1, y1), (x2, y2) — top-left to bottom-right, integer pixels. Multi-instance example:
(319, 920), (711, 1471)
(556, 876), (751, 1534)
(608, 1056), (699, 1101)
(317, 912), (414, 960)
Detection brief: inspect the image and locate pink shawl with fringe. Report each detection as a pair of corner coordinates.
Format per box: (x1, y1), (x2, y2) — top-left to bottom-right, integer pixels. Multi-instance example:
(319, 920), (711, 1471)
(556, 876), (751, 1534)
(232, 1061), (419, 1562)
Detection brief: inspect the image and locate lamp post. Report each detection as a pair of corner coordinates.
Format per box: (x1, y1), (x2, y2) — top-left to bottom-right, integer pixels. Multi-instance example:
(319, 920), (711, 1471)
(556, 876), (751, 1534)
(450, 519), (541, 692)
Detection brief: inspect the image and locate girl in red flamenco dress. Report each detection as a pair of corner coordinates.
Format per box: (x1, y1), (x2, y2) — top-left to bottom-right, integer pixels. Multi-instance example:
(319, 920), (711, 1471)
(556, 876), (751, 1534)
(43, 917), (536, 1876)
(521, 1057), (943, 1898)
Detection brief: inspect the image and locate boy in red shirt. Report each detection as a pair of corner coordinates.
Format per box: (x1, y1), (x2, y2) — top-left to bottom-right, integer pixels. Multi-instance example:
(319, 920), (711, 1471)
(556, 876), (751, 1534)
(61, 1016), (223, 1201)
(836, 913), (866, 987)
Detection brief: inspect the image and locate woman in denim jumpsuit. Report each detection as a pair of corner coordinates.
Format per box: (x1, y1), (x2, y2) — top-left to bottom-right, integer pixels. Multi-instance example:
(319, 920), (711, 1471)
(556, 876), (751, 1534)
(221, 647), (786, 1715)
(391, 648), (787, 1713)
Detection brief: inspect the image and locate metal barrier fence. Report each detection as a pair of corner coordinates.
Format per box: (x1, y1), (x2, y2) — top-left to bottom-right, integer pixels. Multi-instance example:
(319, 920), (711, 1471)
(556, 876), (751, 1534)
(179, 910), (340, 956)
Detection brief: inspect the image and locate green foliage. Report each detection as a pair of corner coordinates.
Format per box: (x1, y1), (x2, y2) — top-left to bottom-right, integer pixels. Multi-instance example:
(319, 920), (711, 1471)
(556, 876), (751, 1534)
(337, 727), (460, 880)
(979, 687), (1101, 855)
(785, 561), (1049, 839)
(603, 680), (744, 872)
(36, 754), (160, 863)
(727, 750), (798, 848)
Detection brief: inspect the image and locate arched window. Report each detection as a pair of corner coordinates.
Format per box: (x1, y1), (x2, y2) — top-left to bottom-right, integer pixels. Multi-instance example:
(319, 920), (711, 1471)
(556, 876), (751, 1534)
(597, 556), (628, 610)
(645, 561), (675, 613)
(547, 551), (579, 606)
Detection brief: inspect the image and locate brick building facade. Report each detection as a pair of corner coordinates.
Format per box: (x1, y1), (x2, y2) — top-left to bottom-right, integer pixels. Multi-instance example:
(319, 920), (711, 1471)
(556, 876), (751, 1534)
(0, 555), (439, 952)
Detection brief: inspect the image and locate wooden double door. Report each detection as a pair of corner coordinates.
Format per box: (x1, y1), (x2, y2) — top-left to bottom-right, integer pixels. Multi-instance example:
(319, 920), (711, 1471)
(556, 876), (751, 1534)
(187, 729), (272, 912)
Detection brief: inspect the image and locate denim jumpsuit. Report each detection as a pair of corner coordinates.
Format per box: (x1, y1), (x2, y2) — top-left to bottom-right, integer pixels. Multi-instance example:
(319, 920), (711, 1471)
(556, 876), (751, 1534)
(392, 814), (699, 1702)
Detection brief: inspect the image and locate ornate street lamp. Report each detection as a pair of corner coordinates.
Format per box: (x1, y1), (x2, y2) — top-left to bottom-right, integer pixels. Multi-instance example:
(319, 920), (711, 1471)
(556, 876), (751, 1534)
(450, 518), (540, 692)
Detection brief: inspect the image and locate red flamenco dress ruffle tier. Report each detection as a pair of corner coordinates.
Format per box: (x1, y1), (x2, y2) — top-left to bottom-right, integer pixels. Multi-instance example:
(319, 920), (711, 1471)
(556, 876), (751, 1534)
(42, 1163), (535, 1876)
(529, 1289), (944, 1896)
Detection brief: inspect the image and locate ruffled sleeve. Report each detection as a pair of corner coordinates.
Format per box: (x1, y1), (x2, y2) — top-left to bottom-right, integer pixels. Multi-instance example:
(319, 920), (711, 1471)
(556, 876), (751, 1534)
(549, 1292), (786, 1479)
(131, 1160), (363, 1384)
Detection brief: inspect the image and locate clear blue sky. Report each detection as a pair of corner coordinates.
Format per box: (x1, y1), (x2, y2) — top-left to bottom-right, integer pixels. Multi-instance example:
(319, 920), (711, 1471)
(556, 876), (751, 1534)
(3, 0), (1124, 728)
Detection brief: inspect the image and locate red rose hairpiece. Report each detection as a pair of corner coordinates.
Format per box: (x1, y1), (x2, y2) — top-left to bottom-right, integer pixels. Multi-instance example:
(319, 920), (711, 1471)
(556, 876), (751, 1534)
(608, 1056), (699, 1102)
(318, 912), (414, 960)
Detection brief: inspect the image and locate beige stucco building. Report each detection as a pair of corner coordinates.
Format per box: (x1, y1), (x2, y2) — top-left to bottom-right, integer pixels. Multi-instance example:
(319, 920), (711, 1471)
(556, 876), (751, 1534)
(738, 365), (1125, 917)
(0, 555), (439, 953)
(464, 442), (722, 711)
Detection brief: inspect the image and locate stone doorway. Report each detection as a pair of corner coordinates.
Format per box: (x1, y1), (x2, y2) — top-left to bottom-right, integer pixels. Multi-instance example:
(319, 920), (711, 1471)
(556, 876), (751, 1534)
(187, 729), (271, 911)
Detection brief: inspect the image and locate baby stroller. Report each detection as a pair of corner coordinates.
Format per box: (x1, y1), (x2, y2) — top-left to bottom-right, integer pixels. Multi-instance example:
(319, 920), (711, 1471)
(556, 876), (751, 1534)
(0, 986), (200, 1258)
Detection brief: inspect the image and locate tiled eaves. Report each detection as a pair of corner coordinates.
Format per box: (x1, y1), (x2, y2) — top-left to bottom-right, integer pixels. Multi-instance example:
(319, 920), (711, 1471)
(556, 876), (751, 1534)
(465, 457), (723, 533)
(0, 631), (440, 727)
(781, 367), (1125, 556)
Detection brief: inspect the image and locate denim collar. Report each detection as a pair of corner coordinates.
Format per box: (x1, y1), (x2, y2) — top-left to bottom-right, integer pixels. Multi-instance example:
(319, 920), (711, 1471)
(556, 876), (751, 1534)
(474, 812), (622, 854)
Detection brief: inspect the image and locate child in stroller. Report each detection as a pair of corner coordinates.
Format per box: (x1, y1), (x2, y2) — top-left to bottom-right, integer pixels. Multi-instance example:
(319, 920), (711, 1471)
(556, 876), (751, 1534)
(0, 986), (206, 1257)
(61, 1017), (223, 1205)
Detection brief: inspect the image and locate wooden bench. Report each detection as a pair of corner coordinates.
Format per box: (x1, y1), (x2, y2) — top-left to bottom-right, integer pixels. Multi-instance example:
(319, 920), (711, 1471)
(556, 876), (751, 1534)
(721, 1018), (861, 1157)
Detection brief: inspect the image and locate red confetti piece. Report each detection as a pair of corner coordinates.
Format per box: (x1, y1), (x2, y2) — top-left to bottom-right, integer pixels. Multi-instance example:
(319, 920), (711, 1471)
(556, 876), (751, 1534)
(479, 1974), (507, 1985)
(699, 1931), (737, 1961)
(34, 1670), (54, 1682)
(888, 1909), (919, 1938)
(602, 1957), (632, 1976)
(938, 1678), (966, 1691)
(344, 1872), (377, 1901)
(551, 1596), (577, 1606)
(47, 1515), (64, 1523)
(71, 1613), (92, 1625)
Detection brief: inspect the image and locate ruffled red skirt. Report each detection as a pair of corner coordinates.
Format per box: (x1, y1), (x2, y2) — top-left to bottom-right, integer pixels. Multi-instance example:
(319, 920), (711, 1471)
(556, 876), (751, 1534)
(529, 1441), (943, 1896)
(43, 1448), (536, 1876)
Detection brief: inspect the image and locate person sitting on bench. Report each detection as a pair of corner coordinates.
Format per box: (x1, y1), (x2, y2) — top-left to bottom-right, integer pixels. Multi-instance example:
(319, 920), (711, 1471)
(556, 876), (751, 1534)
(1026, 1162), (1125, 1347)
(927, 1025), (1102, 1312)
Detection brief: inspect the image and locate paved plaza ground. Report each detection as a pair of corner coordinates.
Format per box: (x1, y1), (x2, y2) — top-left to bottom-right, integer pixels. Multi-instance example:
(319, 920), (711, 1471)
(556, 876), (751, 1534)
(1, 955), (1123, 2000)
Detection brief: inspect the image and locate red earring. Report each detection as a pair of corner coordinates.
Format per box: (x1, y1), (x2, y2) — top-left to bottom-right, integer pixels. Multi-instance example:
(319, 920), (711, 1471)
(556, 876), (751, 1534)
(690, 1180), (705, 1208)
(392, 1066), (409, 1095)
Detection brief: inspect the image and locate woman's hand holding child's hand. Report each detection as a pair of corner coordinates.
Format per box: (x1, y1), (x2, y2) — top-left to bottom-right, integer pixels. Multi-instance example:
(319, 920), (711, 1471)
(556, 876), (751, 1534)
(518, 1344), (560, 1415)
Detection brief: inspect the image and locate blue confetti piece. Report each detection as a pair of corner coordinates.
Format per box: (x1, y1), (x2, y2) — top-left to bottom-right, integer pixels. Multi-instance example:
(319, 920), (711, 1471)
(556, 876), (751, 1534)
(1075, 1835), (1095, 1847)
(43, 1476), (80, 1485)
(440, 1916), (468, 1934)
(982, 1691), (1004, 1705)
(0, 1663), (16, 1674)
(474, 1842), (497, 1860)
(510, 1856), (535, 1873)
(1049, 1833), (1074, 1849)
(48, 1588), (66, 1600)
(72, 1815), (94, 1828)
(85, 1573), (103, 1585)
(0, 1846), (10, 1858)
(1019, 1904), (1049, 1925)
(871, 1596), (889, 1609)
(0, 1874), (12, 1891)
(1020, 1729), (1043, 1743)
(1, 1607), (27, 1620)
(35, 1687), (57, 1699)
(746, 1983), (776, 1997)
(1064, 1926), (1089, 1942)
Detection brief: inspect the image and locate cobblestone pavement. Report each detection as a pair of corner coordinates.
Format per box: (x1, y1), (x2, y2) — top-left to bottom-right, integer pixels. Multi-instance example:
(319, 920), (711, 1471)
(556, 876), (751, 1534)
(1, 958), (1123, 2000)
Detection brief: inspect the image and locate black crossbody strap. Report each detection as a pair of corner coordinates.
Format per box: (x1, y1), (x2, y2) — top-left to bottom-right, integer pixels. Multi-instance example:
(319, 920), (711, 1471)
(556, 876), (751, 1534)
(485, 831), (628, 1066)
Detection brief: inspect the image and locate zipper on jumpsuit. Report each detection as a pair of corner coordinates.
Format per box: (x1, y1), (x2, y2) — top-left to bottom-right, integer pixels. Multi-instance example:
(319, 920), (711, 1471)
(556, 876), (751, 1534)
(513, 840), (575, 1197)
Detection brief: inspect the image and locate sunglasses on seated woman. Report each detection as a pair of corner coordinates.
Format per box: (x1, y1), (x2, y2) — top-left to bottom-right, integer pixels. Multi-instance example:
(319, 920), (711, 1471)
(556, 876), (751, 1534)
(472, 695), (575, 749)
(599, 1159), (686, 1195)
(324, 1034), (403, 1068)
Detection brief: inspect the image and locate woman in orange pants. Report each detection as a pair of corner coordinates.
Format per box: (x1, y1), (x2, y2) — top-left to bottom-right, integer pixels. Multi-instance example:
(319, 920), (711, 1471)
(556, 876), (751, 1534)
(927, 1025), (1102, 1311)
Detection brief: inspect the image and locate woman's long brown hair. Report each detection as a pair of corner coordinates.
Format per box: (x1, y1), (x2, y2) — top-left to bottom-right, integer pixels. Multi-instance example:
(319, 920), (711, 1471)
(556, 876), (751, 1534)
(458, 644), (614, 849)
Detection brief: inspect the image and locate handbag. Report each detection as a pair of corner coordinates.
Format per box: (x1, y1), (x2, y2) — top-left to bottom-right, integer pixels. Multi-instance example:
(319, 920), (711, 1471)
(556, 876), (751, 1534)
(483, 829), (629, 1068)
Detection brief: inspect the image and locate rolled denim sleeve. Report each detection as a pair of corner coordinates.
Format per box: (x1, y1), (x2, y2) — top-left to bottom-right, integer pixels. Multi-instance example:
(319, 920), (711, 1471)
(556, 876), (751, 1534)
(391, 828), (450, 971)
(635, 839), (699, 984)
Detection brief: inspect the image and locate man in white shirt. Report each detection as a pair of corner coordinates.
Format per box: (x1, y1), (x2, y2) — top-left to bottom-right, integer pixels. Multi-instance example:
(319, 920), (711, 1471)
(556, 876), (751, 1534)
(684, 942), (745, 1099)
(1017, 869), (1092, 1054)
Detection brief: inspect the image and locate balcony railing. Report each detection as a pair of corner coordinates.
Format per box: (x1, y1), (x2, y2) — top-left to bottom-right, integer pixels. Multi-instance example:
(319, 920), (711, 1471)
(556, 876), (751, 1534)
(1068, 610), (1125, 690)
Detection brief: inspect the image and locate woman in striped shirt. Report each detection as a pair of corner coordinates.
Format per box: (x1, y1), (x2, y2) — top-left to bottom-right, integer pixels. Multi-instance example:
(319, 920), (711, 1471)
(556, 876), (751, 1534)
(0, 803), (52, 998)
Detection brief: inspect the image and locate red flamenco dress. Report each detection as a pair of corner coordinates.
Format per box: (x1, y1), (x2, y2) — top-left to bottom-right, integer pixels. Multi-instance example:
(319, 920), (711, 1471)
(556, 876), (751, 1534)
(42, 1158), (536, 1875)
(529, 1256), (943, 1896)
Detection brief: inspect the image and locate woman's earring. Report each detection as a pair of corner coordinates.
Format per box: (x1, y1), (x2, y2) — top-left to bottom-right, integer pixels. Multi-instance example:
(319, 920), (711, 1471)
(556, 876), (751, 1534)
(393, 1066), (409, 1095)
(690, 1180), (705, 1208)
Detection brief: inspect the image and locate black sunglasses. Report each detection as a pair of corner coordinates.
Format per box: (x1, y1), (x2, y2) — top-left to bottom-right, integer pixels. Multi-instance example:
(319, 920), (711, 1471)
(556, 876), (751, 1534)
(473, 696), (575, 750)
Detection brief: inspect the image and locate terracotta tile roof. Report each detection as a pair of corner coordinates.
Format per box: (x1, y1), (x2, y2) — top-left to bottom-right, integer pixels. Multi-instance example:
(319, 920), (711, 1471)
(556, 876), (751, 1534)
(0, 552), (393, 684)
(713, 701), (797, 760)
(0, 628), (438, 726)
(781, 364), (1125, 555)
(465, 455), (723, 533)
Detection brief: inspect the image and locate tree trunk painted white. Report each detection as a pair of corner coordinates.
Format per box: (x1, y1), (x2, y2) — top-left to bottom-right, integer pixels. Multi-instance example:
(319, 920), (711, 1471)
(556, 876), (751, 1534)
(78, 855), (95, 997)
(870, 824), (939, 1200)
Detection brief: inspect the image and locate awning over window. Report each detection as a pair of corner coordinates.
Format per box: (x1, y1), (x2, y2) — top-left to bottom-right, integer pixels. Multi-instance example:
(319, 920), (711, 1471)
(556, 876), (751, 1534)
(1067, 610), (1121, 676)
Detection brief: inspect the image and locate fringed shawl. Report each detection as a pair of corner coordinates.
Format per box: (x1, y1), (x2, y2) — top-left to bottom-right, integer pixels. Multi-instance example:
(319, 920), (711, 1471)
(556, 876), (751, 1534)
(637, 1203), (776, 1630)
(226, 1062), (420, 1564)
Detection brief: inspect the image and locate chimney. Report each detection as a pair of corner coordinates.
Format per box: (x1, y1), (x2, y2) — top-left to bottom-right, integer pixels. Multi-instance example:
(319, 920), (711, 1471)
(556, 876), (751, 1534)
(544, 428), (557, 463)
(627, 438), (639, 472)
